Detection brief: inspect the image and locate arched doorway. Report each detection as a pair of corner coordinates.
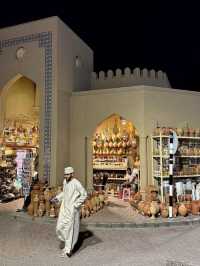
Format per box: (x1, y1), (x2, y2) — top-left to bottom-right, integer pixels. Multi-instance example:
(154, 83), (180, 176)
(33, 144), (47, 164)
(92, 114), (140, 195)
(0, 75), (40, 203)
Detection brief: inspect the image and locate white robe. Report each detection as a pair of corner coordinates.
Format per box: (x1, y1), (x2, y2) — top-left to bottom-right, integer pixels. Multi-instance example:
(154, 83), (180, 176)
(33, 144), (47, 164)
(56, 178), (87, 253)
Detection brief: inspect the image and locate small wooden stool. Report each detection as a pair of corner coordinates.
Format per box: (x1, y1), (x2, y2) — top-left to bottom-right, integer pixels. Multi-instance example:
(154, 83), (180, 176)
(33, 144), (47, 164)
(122, 188), (131, 201)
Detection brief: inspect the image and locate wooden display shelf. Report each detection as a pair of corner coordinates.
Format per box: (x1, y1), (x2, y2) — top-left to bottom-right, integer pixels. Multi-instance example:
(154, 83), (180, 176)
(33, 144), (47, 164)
(5, 143), (36, 149)
(152, 135), (200, 140)
(93, 167), (127, 171)
(153, 155), (200, 158)
(93, 154), (130, 156)
(154, 174), (200, 178)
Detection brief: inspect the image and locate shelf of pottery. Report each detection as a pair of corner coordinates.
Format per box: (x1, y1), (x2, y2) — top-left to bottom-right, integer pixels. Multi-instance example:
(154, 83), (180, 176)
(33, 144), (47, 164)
(2, 121), (39, 148)
(152, 126), (200, 202)
(92, 133), (138, 190)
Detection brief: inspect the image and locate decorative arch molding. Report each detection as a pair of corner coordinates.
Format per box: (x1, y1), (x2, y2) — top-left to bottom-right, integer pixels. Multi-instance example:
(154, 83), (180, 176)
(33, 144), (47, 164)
(0, 32), (53, 182)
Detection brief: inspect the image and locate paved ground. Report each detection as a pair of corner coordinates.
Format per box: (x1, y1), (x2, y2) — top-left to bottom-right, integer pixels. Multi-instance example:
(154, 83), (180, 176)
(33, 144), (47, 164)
(1, 198), (200, 265)
(0, 213), (199, 266)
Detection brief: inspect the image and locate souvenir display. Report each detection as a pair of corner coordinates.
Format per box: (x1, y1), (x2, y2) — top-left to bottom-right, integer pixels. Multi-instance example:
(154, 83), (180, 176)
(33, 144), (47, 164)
(0, 117), (39, 203)
(92, 114), (140, 194)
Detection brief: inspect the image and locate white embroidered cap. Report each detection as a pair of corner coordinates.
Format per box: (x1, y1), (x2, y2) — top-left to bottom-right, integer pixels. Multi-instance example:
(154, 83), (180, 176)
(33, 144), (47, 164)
(64, 166), (74, 175)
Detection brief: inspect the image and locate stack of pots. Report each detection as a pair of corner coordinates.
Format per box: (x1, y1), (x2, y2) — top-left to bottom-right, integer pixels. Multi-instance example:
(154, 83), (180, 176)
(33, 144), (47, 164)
(28, 182), (61, 218)
(80, 191), (106, 219)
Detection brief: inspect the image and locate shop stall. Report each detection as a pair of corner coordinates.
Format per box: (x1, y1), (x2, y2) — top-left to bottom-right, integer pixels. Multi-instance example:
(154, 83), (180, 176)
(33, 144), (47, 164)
(92, 114), (140, 195)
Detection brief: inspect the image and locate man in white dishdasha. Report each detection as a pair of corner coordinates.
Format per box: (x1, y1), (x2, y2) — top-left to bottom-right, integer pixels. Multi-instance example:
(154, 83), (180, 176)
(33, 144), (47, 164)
(54, 166), (87, 258)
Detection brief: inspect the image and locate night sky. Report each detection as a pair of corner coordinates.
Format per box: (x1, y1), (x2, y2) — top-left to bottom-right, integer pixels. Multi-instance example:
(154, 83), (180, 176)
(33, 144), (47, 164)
(0, 1), (199, 91)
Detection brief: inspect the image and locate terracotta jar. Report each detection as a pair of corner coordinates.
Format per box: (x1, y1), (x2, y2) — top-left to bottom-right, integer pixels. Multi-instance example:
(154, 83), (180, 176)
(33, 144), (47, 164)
(33, 184), (40, 191)
(177, 128), (183, 136)
(138, 201), (145, 214)
(95, 195), (100, 211)
(27, 202), (34, 216)
(178, 204), (188, 217)
(85, 206), (90, 217)
(91, 196), (97, 212)
(161, 207), (169, 218)
(195, 128), (200, 137)
(49, 205), (56, 218)
(159, 203), (166, 212)
(38, 201), (45, 217)
(184, 202), (192, 214)
(150, 191), (158, 201)
(191, 201), (199, 215)
(150, 201), (159, 219)
(39, 193), (45, 202)
(161, 127), (166, 135)
(143, 202), (151, 216)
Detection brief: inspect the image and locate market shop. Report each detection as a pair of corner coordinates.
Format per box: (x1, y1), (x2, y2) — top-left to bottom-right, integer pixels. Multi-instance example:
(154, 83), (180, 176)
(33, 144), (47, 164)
(0, 76), (39, 202)
(1, 17), (200, 220)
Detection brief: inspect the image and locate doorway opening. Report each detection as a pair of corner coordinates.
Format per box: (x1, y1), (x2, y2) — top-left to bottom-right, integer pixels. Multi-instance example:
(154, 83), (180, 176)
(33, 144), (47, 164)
(0, 76), (40, 204)
(92, 114), (140, 196)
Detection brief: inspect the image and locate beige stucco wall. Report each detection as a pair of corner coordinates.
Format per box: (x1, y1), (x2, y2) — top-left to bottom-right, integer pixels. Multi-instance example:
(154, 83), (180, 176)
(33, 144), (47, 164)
(70, 86), (145, 190)
(0, 17), (58, 183)
(55, 19), (93, 185)
(5, 77), (35, 120)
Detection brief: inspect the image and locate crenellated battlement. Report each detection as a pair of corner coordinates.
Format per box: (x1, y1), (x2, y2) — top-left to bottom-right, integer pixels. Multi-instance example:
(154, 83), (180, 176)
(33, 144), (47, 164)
(91, 67), (171, 90)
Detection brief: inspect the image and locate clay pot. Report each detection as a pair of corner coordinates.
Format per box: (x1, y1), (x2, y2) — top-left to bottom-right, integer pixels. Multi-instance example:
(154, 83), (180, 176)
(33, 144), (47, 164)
(49, 205), (56, 218)
(183, 127), (189, 137)
(159, 203), (166, 212)
(133, 192), (142, 201)
(38, 201), (45, 217)
(161, 207), (169, 218)
(143, 202), (151, 216)
(85, 207), (90, 217)
(39, 193), (45, 202)
(138, 201), (145, 213)
(191, 201), (199, 215)
(108, 141), (113, 148)
(150, 191), (158, 201)
(150, 201), (159, 219)
(95, 195), (100, 211)
(195, 128), (200, 137)
(91, 196), (97, 212)
(184, 202), (192, 214)
(189, 128), (195, 137)
(178, 204), (188, 217)
(33, 184), (40, 190)
(27, 203), (34, 216)
(122, 141), (127, 148)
